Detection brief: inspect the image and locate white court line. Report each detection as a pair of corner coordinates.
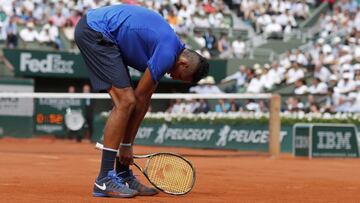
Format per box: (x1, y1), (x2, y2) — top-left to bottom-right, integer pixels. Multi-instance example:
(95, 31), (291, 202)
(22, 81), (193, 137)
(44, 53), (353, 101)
(0, 183), (20, 186)
(36, 155), (59, 160)
(87, 158), (100, 163)
(0, 152), (60, 160)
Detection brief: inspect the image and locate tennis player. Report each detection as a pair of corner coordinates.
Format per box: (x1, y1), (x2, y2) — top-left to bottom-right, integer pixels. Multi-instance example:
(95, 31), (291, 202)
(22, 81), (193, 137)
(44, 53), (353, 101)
(74, 4), (209, 198)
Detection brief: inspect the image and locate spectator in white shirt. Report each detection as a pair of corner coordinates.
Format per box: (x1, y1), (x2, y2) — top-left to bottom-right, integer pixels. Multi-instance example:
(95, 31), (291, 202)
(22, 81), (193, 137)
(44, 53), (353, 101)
(193, 13), (210, 27)
(268, 61), (286, 85)
(221, 65), (247, 90)
(296, 49), (308, 66)
(286, 97), (304, 112)
(177, 5), (192, 23)
(276, 12), (289, 27)
(256, 12), (271, 33)
(286, 61), (305, 84)
(308, 78), (328, 94)
(260, 64), (274, 90)
(294, 79), (308, 95)
(189, 76), (223, 94)
(208, 10), (224, 28)
(184, 99), (200, 113)
(169, 99), (187, 113)
(348, 85), (360, 112)
(335, 95), (353, 112)
(193, 30), (206, 48)
(294, 2), (309, 19)
(334, 73), (356, 94)
(264, 18), (282, 37)
(23, 0), (35, 12)
(37, 25), (52, 43)
(232, 36), (246, 58)
(63, 19), (75, 42)
(247, 69), (263, 93)
(19, 22), (38, 42)
(279, 50), (292, 68)
(314, 61), (331, 83)
(245, 99), (260, 112)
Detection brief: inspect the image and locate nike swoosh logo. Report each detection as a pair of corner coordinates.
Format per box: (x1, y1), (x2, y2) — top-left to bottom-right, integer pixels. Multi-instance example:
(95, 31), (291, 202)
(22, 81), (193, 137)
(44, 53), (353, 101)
(94, 182), (106, 191)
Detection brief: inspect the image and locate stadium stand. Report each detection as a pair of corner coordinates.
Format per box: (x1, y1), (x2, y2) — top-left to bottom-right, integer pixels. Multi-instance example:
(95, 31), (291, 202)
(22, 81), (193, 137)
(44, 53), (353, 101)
(0, 0), (358, 113)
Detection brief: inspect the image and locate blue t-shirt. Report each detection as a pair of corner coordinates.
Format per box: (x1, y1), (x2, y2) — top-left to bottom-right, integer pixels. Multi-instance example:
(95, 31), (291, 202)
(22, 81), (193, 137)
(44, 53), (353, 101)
(86, 5), (185, 83)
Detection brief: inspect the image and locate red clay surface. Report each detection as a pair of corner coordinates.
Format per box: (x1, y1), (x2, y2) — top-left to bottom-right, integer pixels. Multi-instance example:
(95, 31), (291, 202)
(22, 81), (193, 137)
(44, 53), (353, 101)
(0, 137), (360, 203)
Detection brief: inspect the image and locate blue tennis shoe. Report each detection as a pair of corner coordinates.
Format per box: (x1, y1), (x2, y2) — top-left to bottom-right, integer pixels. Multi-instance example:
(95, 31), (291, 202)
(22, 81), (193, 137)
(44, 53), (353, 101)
(119, 169), (158, 196)
(93, 170), (138, 198)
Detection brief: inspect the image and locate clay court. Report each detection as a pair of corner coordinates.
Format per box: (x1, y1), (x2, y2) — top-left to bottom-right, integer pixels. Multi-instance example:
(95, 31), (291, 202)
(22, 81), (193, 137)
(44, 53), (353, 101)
(0, 137), (360, 203)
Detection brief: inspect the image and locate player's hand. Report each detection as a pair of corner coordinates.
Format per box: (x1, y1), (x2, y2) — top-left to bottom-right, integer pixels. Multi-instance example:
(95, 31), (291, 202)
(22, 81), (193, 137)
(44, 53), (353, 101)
(119, 145), (133, 166)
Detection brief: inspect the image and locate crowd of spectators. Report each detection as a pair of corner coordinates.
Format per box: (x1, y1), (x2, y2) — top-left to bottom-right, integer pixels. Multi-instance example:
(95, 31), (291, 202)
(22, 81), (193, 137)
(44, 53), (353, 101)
(228, 0), (314, 37)
(199, 1), (360, 113)
(0, 0), (245, 59)
(0, 0), (358, 114)
(0, 0), (233, 50)
(193, 28), (247, 59)
(165, 97), (269, 113)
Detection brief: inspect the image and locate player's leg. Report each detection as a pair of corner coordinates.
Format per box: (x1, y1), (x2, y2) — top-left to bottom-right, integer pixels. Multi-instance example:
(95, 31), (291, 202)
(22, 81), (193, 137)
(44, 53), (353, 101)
(97, 87), (135, 177)
(115, 98), (158, 196)
(114, 89), (158, 196)
(74, 14), (137, 198)
(92, 86), (139, 198)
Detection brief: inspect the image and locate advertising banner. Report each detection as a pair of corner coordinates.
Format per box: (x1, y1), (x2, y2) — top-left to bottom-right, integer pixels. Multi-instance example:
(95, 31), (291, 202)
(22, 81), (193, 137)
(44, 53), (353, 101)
(0, 78), (34, 137)
(312, 124), (359, 158)
(3, 49), (226, 82)
(92, 116), (293, 152)
(34, 98), (85, 135)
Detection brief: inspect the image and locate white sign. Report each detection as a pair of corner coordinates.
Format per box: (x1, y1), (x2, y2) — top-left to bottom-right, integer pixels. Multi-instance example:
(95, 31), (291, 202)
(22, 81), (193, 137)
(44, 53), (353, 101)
(0, 84), (34, 116)
(154, 124), (215, 144)
(20, 53), (74, 74)
(317, 131), (352, 150)
(216, 125), (287, 147)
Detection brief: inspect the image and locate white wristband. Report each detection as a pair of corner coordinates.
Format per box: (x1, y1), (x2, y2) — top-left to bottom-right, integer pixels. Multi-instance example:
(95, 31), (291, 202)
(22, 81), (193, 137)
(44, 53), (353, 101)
(120, 143), (132, 147)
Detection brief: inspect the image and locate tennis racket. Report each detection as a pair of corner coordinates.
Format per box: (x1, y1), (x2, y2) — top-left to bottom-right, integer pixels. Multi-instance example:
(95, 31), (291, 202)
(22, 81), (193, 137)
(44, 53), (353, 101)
(95, 142), (196, 195)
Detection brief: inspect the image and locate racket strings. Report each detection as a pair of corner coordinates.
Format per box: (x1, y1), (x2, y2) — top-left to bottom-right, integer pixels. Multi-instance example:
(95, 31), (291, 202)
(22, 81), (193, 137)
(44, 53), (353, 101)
(145, 154), (194, 194)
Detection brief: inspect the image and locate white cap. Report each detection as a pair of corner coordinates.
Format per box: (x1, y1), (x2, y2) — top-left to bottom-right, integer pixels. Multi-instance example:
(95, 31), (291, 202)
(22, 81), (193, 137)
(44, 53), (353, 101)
(253, 64), (261, 70)
(255, 69), (263, 75)
(264, 63), (271, 69)
(284, 63), (291, 69)
(317, 38), (325, 44)
(205, 76), (215, 85)
(198, 78), (206, 85)
(27, 22), (35, 28)
(332, 37), (341, 44)
(329, 74), (338, 81)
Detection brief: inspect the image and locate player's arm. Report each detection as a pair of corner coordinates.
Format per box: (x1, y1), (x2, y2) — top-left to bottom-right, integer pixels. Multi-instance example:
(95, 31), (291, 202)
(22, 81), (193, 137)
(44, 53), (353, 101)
(126, 68), (157, 142)
(119, 68), (157, 165)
